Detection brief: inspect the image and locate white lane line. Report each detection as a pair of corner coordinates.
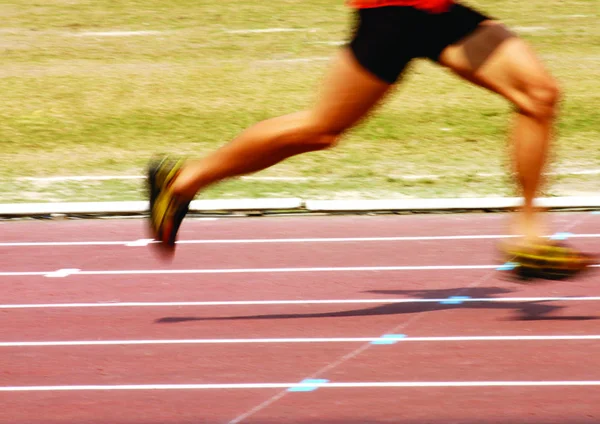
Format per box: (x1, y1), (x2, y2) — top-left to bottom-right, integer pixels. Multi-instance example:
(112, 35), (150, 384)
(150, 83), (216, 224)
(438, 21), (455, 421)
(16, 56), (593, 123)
(2, 233), (600, 247)
(8, 263), (598, 277)
(257, 56), (330, 64)
(44, 268), (80, 278)
(124, 239), (154, 247)
(312, 41), (345, 46)
(0, 241), (128, 247)
(555, 169), (600, 176)
(3, 335), (600, 348)
(551, 14), (591, 19)
(2, 381), (600, 392)
(224, 28), (317, 34)
(513, 26), (548, 32)
(71, 31), (162, 37)
(19, 175), (310, 182)
(21, 176), (144, 182)
(18, 168), (600, 182)
(241, 176), (310, 181)
(0, 265), (501, 278)
(3, 296), (600, 309)
(18, 27), (320, 38)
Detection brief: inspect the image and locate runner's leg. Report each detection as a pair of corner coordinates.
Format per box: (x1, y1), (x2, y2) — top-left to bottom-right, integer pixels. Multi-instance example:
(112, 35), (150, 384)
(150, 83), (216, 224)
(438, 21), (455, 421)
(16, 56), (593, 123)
(438, 22), (560, 241)
(171, 49), (391, 199)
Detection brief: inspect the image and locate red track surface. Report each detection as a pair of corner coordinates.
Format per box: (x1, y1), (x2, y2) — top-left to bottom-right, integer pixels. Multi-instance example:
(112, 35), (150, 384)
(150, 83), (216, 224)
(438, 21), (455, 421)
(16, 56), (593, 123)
(0, 212), (599, 424)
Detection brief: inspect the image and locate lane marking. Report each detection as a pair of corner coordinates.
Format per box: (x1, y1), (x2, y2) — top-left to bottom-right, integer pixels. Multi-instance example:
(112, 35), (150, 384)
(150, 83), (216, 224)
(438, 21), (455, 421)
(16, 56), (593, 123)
(3, 296), (600, 309)
(3, 335), (600, 348)
(3, 264), (598, 277)
(0, 338), (381, 347)
(2, 381), (600, 392)
(239, 176), (310, 181)
(44, 27), (320, 38)
(440, 296), (471, 305)
(0, 265), (504, 278)
(44, 269), (80, 278)
(257, 56), (329, 64)
(18, 168), (600, 182)
(287, 379), (329, 392)
(312, 41), (345, 46)
(70, 30), (162, 37)
(224, 28), (317, 34)
(557, 169), (600, 175)
(21, 176), (145, 182)
(370, 334), (407, 345)
(124, 239), (154, 247)
(2, 233), (600, 247)
(513, 25), (548, 32)
(1, 241), (139, 247)
(497, 262), (518, 271)
(20, 175), (310, 182)
(551, 232), (573, 241)
(552, 14), (591, 18)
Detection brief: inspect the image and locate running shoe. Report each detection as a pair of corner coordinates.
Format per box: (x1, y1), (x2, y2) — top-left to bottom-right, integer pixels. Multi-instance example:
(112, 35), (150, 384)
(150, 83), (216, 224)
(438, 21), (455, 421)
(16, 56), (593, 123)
(501, 239), (597, 281)
(147, 156), (190, 255)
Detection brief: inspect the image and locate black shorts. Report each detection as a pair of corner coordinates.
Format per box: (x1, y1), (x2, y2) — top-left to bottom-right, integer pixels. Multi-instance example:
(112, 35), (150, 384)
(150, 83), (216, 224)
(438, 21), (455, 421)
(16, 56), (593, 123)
(349, 3), (490, 84)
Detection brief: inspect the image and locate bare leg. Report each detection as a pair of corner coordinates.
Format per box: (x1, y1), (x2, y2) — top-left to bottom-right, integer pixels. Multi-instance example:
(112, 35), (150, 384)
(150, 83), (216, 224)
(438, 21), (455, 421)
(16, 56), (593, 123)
(510, 101), (554, 240)
(438, 22), (560, 241)
(171, 49), (391, 199)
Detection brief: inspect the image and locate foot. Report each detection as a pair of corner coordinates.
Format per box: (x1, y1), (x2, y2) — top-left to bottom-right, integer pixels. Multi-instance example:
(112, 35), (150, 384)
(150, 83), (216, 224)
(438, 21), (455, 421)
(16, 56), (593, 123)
(500, 238), (597, 281)
(147, 156), (191, 256)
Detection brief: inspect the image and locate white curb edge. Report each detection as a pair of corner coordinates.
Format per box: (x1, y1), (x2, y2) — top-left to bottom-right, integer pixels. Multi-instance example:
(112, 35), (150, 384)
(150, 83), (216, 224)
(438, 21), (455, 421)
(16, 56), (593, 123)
(0, 198), (303, 216)
(0, 196), (599, 217)
(305, 196), (600, 212)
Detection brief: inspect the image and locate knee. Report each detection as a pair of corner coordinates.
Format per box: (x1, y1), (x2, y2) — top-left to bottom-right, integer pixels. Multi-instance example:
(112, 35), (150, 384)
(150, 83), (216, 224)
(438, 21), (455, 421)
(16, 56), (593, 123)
(311, 131), (341, 150)
(296, 117), (343, 151)
(521, 77), (561, 120)
(274, 111), (343, 152)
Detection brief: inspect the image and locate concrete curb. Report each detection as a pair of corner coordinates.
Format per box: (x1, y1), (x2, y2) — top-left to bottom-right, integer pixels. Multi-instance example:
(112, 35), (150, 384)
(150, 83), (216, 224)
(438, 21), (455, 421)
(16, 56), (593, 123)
(305, 196), (600, 212)
(1, 196), (599, 218)
(0, 199), (303, 217)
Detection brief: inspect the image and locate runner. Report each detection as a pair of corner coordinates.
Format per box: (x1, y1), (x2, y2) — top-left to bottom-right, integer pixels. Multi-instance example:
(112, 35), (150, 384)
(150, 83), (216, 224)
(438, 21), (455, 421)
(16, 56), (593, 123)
(148, 0), (594, 279)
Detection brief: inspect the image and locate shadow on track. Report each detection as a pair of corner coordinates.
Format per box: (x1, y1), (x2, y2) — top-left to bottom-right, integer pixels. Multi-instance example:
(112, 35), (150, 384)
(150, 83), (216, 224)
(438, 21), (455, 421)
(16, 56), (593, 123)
(156, 286), (598, 324)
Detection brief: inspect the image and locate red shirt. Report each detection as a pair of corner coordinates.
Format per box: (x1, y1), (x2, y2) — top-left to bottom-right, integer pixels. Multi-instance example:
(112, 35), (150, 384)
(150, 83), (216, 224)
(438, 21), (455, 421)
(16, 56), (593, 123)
(347, 0), (453, 13)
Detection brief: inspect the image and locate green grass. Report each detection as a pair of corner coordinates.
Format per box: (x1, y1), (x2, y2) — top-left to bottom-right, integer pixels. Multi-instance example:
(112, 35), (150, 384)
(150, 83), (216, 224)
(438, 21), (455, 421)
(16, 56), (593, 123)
(1, 0), (598, 202)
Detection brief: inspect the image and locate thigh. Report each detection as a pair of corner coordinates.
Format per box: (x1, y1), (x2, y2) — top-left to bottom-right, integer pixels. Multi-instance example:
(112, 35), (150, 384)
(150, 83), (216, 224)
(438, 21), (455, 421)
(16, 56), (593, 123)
(314, 6), (432, 134)
(438, 21), (558, 114)
(310, 49), (392, 135)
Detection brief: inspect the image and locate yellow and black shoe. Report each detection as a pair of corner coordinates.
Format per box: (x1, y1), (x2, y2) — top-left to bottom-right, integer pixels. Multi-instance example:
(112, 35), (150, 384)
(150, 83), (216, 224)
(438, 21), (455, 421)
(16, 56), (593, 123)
(502, 239), (597, 281)
(147, 156), (190, 256)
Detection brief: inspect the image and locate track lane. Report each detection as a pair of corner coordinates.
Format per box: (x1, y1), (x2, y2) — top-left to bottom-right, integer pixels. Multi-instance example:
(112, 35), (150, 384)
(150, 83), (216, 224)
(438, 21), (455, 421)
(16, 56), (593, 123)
(0, 212), (597, 424)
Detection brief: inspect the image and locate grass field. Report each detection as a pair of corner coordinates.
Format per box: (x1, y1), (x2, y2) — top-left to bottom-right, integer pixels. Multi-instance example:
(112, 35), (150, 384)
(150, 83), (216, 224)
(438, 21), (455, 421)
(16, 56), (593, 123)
(1, 0), (598, 203)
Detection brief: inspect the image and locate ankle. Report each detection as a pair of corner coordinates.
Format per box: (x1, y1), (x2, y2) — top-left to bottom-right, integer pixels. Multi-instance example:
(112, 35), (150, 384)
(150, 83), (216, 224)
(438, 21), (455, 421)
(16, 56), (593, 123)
(511, 213), (545, 241)
(171, 165), (197, 200)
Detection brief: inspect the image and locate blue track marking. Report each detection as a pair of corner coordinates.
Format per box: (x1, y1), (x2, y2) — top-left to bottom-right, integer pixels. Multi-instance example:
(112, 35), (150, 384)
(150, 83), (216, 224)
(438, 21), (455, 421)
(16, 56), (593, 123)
(550, 232), (572, 241)
(497, 262), (518, 271)
(287, 379), (329, 392)
(592, 211), (600, 215)
(370, 334), (406, 345)
(440, 296), (471, 305)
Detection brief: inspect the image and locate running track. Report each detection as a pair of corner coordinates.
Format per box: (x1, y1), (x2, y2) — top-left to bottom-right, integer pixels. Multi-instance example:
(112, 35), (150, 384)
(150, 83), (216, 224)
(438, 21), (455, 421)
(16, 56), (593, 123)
(0, 212), (599, 424)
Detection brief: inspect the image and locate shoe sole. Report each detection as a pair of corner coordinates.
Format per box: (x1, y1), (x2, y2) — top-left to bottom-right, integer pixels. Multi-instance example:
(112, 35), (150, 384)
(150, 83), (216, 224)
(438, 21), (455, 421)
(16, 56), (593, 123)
(147, 158), (190, 258)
